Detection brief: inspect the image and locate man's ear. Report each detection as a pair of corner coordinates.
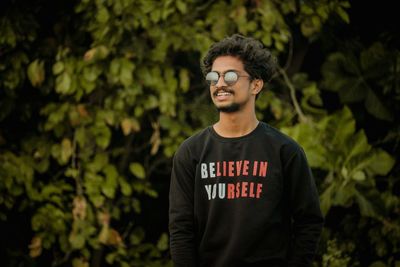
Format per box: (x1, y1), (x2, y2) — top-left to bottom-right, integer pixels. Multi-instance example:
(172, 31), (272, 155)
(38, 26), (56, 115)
(252, 79), (264, 95)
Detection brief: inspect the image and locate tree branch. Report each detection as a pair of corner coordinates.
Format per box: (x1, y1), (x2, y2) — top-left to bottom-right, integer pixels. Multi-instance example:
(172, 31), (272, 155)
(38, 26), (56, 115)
(278, 66), (308, 123)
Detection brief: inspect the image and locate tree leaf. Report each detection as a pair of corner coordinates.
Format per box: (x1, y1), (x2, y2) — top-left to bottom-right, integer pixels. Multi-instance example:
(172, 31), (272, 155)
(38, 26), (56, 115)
(368, 261), (387, 267)
(52, 61), (64, 75)
(351, 170), (366, 182)
(331, 107), (355, 146)
(96, 7), (109, 23)
(156, 233), (169, 251)
(119, 177), (132, 196)
(72, 258), (89, 267)
(130, 227), (145, 245)
(69, 233), (85, 249)
(56, 72), (72, 94)
(120, 118), (140, 136)
(354, 189), (377, 217)
(27, 59), (45, 87)
(28, 236), (42, 258)
(176, 0), (187, 13)
(92, 124), (111, 149)
(102, 164), (118, 199)
(368, 149), (395, 176)
(332, 184), (354, 207)
(179, 68), (190, 92)
(365, 89), (393, 121)
(61, 138), (73, 164)
(345, 129), (371, 161)
(336, 6), (350, 24)
(129, 162), (146, 179)
(119, 59), (135, 87)
(337, 78), (367, 103)
(98, 224), (110, 244)
(320, 183), (335, 215)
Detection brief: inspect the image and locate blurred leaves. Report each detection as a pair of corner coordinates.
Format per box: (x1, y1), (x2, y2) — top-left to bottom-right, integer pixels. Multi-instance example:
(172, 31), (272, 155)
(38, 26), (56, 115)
(2, 0), (399, 266)
(321, 42), (399, 121)
(282, 107), (395, 217)
(130, 162), (146, 180)
(27, 59), (45, 87)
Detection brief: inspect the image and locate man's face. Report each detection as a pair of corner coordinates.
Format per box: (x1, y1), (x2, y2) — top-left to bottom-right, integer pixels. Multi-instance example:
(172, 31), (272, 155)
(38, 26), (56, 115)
(209, 56), (255, 113)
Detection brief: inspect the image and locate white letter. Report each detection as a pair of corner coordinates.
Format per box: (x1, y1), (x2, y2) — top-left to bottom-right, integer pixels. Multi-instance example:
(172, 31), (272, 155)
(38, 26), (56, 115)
(201, 163), (208, 178)
(211, 184), (217, 199)
(209, 162), (216, 178)
(205, 185), (212, 200)
(218, 183), (226, 199)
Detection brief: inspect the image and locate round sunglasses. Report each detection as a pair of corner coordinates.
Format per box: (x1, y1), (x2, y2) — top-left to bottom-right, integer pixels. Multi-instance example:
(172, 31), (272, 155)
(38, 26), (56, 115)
(205, 71), (250, 86)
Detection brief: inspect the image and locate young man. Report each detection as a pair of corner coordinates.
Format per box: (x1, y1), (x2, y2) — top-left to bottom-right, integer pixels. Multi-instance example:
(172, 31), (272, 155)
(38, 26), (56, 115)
(169, 34), (324, 267)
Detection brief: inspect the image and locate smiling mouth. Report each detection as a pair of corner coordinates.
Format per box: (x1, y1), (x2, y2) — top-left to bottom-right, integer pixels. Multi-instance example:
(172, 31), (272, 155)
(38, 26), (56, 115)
(214, 89), (234, 97)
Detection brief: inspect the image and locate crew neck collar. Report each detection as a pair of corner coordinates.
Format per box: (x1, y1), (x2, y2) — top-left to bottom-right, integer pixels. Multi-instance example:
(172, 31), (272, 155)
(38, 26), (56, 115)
(209, 122), (263, 142)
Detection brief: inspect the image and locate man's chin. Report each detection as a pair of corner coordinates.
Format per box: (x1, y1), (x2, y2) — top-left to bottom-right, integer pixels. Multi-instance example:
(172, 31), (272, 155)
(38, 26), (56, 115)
(216, 103), (241, 113)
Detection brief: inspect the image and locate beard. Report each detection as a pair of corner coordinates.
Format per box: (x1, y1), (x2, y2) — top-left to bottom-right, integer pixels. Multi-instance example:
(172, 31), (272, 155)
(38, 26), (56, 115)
(213, 88), (241, 113)
(216, 103), (241, 113)
(212, 85), (252, 113)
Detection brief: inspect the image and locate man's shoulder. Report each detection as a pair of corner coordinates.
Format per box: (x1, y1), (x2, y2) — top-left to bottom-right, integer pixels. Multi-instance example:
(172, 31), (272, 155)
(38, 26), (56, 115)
(175, 127), (211, 157)
(259, 122), (304, 154)
(259, 122), (298, 144)
(182, 127), (211, 146)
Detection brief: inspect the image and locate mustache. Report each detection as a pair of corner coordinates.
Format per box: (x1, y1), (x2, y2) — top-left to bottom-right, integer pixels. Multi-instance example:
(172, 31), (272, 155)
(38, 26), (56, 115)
(213, 88), (234, 97)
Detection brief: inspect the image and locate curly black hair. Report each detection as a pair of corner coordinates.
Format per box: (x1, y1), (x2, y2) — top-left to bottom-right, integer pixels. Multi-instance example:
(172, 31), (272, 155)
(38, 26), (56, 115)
(202, 34), (277, 84)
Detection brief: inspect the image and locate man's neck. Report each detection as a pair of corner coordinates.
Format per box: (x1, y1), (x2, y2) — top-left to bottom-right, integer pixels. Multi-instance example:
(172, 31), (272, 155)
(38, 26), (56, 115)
(213, 111), (259, 138)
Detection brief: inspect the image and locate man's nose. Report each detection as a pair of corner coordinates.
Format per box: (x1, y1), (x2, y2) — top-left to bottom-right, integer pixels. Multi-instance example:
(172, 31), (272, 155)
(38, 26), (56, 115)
(215, 75), (227, 87)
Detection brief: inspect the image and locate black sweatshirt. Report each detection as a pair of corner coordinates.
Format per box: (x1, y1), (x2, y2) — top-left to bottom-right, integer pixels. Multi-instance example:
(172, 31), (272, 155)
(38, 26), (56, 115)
(169, 122), (324, 267)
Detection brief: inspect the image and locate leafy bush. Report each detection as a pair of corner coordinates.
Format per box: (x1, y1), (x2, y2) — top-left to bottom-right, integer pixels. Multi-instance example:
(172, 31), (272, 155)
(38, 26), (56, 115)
(1, 0), (398, 266)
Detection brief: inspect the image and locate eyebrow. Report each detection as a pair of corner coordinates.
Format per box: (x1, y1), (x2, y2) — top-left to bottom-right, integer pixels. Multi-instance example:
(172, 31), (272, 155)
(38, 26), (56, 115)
(210, 69), (240, 74)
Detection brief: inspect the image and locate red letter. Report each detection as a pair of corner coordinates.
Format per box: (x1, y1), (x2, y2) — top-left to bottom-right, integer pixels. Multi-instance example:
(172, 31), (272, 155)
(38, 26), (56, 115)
(236, 182), (241, 198)
(249, 182), (255, 198)
(241, 182), (248, 197)
(259, 162), (268, 177)
(236, 161), (242, 176)
(227, 184), (235, 199)
(216, 162), (221, 177)
(243, 160), (249, 176)
(253, 161), (258, 176)
(228, 161), (235, 177)
(256, 183), (263, 198)
(223, 161), (227, 177)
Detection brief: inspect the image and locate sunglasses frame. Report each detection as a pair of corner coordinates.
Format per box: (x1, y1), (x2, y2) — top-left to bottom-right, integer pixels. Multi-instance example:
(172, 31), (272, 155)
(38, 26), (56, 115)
(205, 71), (250, 86)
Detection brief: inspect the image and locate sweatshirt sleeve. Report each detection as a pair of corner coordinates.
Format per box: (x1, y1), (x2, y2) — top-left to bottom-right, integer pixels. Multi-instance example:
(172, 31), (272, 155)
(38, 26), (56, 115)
(169, 142), (197, 267)
(284, 146), (324, 267)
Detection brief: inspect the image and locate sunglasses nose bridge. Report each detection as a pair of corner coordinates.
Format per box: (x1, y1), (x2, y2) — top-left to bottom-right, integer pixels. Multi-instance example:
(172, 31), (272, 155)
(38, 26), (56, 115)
(214, 73), (228, 87)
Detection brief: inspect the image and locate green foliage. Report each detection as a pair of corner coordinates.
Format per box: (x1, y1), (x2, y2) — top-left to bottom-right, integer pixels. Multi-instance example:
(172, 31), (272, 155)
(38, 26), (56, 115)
(295, 0), (350, 37)
(1, 0), (398, 266)
(321, 42), (399, 121)
(282, 107), (395, 217)
(322, 239), (353, 267)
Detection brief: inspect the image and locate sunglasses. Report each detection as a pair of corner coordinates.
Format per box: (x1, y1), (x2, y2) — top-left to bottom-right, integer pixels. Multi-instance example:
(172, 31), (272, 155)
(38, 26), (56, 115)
(205, 71), (250, 86)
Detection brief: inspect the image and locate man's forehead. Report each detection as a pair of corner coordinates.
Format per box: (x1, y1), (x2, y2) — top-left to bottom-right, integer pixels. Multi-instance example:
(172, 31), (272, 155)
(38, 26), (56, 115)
(211, 55), (244, 71)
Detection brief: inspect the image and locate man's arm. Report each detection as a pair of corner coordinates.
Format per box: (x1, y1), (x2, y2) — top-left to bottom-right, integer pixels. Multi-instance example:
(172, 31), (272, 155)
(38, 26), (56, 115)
(169, 144), (197, 266)
(285, 147), (324, 267)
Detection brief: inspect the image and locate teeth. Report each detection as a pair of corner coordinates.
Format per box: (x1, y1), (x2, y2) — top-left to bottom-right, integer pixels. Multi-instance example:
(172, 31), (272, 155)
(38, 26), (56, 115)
(216, 92), (232, 96)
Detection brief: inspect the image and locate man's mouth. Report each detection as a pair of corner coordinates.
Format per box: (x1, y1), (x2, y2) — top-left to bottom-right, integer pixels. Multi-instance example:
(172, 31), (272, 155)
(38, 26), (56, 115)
(214, 89), (234, 97)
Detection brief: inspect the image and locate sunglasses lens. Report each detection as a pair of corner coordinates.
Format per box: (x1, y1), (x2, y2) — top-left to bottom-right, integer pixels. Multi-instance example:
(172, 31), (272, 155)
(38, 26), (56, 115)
(224, 71), (238, 85)
(206, 72), (219, 85)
